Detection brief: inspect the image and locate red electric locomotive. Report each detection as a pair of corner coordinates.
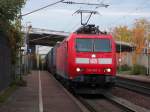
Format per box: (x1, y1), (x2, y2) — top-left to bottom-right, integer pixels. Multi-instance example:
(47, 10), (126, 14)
(50, 25), (116, 93)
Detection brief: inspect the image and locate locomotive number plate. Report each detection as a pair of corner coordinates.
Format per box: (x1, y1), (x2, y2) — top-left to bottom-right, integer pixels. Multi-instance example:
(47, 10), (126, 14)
(89, 59), (98, 64)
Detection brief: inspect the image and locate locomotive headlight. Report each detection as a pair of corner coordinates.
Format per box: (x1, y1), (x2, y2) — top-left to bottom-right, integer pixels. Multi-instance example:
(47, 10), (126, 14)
(105, 68), (111, 72)
(91, 54), (96, 58)
(76, 67), (81, 72)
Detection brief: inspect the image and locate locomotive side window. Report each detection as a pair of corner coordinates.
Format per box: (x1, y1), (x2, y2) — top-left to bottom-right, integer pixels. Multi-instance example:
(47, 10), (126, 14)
(94, 39), (111, 52)
(76, 39), (93, 52)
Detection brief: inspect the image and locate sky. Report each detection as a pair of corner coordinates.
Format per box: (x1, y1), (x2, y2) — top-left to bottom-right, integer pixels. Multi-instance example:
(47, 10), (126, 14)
(22, 0), (150, 54)
(22, 0), (150, 32)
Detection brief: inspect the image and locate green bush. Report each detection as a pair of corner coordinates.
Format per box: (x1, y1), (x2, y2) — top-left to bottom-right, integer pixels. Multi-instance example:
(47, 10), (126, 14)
(10, 76), (27, 87)
(117, 64), (131, 71)
(131, 64), (147, 75)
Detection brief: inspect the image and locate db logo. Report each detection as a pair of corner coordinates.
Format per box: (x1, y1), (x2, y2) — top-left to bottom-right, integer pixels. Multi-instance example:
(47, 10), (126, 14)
(90, 59), (97, 64)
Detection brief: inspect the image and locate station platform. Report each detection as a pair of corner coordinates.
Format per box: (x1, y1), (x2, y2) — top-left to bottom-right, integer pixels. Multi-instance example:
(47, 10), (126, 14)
(0, 71), (85, 112)
(117, 74), (150, 83)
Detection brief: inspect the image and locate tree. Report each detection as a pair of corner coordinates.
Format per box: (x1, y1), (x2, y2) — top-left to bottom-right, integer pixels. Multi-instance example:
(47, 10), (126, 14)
(0, 0), (26, 64)
(0, 0), (26, 21)
(112, 18), (150, 65)
(112, 18), (150, 52)
(132, 18), (150, 53)
(112, 26), (132, 43)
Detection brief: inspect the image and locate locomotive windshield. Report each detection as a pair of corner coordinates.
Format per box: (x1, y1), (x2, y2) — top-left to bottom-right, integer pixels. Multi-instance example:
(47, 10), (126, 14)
(76, 38), (111, 52)
(94, 39), (111, 52)
(76, 39), (93, 52)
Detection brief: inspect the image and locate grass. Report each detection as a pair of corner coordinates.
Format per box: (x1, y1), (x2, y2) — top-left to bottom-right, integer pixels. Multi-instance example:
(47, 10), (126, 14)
(117, 64), (147, 75)
(0, 85), (17, 104)
(130, 64), (147, 75)
(117, 70), (131, 74)
(0, 77), (27, 105)
(117, 64), (131, 74)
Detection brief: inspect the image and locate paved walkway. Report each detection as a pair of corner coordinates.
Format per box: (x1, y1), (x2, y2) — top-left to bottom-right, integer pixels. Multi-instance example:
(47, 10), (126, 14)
(0, 71), (83, 112)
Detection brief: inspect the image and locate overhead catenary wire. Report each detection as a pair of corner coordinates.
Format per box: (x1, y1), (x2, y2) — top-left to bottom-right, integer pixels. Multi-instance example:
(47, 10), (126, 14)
(20, 0), (65, 17)
(21, 0), (109, 18)
(21, 0), (108, 32)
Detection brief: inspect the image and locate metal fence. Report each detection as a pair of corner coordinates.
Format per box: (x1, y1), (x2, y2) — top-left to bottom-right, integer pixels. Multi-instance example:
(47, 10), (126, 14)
(0, 34), (13, 92)
(117, 52), (150, 74)
(117, 52), (150, 67)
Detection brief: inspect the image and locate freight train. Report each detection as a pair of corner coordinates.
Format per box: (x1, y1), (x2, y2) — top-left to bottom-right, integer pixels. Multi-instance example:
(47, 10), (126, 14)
(46, 24), (116, 93)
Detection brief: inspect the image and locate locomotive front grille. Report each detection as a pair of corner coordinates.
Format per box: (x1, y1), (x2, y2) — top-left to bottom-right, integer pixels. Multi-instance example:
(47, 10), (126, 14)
(84, 75), (105, 83)
(72, 74), (116, 84)
(73, 74), (114, 84)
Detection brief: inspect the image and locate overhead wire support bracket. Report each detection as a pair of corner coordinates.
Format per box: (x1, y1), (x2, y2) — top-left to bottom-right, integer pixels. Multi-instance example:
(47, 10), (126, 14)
(62, 1), (109, 8)
(70, 1), (109, 25)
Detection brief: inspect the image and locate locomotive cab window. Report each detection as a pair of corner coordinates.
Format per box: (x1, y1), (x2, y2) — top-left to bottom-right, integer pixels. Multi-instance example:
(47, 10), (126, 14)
(76, 38), (111, 52)
(94, 39), (111, 52)
(76, 38), (93, 52)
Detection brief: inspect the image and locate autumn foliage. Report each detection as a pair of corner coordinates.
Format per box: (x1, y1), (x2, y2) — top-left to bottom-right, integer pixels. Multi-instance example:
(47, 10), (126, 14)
(112, 26), (132, 43)
(112, 18), (150, 54)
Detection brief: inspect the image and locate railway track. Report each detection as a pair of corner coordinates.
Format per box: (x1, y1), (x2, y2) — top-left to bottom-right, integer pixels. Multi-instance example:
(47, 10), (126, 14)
(116, 77), (150, 96)
(102, 92), (149, 112)
(77, 92), (149, 112)
(51, 73), (149, 112)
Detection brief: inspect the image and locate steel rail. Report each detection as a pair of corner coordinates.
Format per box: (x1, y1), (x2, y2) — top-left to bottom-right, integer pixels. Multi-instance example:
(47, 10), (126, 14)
(101, 92), (150, 112)
(116, 78), (150, 96)
(78, 94), (149, 112)
(77, 97), (100, 112)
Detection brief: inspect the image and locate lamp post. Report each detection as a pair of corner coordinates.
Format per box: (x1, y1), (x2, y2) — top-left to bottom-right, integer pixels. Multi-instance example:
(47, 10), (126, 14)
(20, 48), (24, 80)
(25, 22), (32, 74)
(146, 24), (150, 75)
(18, 11), (23, 80)
(37, 45), (40, 70)
(145, 24), (150, 75)
(119, 35), (122, 71)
